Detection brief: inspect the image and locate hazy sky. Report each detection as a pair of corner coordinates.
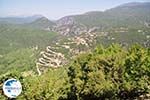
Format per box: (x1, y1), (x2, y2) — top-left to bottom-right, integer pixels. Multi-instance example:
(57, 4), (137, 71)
(0, 0), (149, 19)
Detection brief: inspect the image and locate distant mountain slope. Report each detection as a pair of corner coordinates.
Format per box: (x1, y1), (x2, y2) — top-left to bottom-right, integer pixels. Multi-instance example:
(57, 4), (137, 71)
(74, 2), (150, 27)
(53, 2), (150, 35)
(0, 15), (43, 24)
(1, 2), (149, 35)
(25, 17), (55, 30)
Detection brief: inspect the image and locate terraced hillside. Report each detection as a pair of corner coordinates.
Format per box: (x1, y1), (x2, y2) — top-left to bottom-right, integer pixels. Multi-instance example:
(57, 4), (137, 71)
(36, 31), (98, 74)
(36, 45), (66, 75)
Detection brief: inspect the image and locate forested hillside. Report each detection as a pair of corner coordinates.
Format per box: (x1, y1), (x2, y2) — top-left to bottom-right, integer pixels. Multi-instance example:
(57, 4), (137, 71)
(0, 44), (150, 99)
(0, 23), (59, 76)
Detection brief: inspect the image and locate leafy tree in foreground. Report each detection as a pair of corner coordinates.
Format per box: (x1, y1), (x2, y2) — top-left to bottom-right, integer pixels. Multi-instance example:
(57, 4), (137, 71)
(67, 44), (150, 100)
(121, 45), (150, 99)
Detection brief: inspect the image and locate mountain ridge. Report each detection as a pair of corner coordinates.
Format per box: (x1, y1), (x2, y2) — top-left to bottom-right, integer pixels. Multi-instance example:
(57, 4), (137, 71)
(0, 15), (44, 24)
(24, 17), (55, 30)
(50, 2), (150, 35)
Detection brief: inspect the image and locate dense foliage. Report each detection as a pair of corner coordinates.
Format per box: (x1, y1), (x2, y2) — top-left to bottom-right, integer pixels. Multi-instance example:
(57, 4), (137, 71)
(67, 44), (150, 99)
(0, 44), (149, 100)
(0, 24), (57, 54)
(0, 48), (37, 75)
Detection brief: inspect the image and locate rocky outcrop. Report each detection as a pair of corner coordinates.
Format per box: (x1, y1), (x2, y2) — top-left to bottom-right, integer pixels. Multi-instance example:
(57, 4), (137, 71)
(51, 16), (100, 36)
(144, 21), (150, 28)
(138, 93), (150, 100)
(52, 16), (75, 35)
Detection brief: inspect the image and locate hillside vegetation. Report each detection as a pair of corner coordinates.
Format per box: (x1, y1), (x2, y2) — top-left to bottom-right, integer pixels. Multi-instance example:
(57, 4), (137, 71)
(0, 2), (150, 99)
(0, 24), (57, 54)
(0, 24), (58, 75)
(0, 44), (150, 100)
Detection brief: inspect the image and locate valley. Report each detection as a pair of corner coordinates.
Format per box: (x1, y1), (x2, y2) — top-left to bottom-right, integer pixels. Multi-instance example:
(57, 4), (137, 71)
(0, 2), (150, 75)
(0, 2), (150, 99)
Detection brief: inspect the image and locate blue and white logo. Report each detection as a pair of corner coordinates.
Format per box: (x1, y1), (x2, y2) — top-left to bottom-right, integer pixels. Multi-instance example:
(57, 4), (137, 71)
(3, 78), (22, 98)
